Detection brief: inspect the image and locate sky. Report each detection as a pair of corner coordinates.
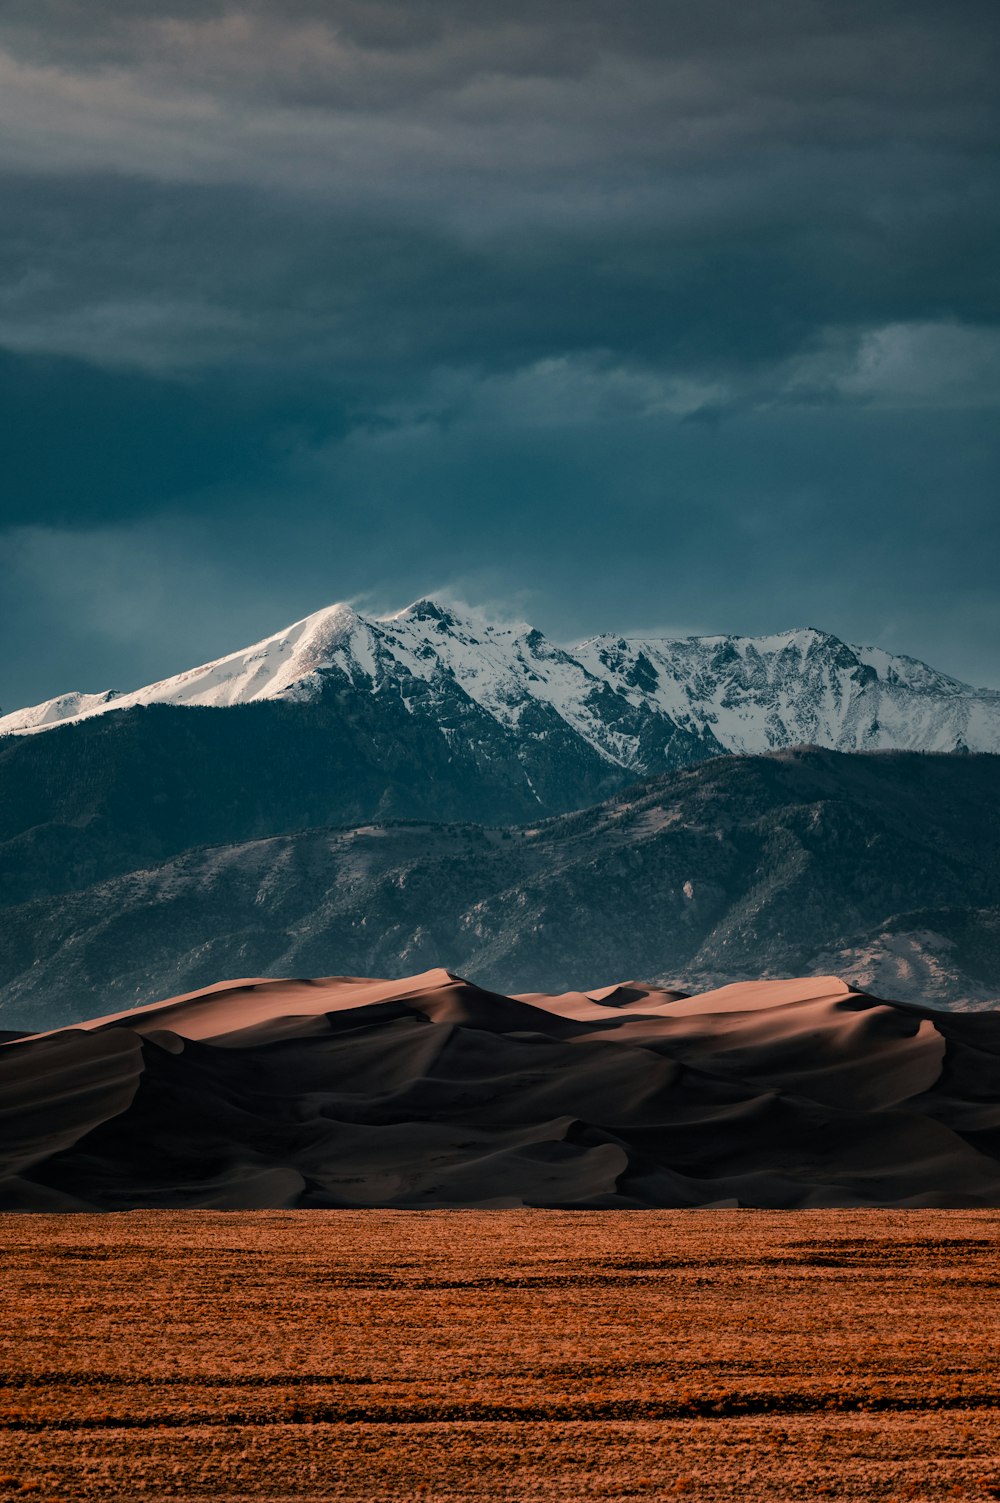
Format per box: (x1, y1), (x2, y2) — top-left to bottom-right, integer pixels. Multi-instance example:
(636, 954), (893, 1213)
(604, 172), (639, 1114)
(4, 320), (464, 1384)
(1, 0), (999, 711)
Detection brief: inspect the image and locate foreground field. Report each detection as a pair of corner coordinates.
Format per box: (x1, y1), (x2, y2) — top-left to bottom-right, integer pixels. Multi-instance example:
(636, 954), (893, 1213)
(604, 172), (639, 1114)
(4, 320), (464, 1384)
(1, 1211), (998, 1501)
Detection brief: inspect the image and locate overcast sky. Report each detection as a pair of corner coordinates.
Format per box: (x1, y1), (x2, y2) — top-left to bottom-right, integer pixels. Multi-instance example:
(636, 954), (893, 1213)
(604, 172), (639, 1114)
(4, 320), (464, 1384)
(1, 0), (998, 709)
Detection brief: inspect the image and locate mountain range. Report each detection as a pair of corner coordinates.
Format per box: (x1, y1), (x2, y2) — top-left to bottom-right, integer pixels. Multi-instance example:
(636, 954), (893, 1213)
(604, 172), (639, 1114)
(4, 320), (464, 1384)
(2, 598), (998, 1031)
(3, 748), (998, 1030)
(4, 597), (999, 761)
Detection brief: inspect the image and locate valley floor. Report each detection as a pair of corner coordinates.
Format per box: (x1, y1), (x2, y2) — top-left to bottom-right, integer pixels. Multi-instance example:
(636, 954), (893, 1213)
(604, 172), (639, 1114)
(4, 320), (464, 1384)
(1, 1210), (998, 1501)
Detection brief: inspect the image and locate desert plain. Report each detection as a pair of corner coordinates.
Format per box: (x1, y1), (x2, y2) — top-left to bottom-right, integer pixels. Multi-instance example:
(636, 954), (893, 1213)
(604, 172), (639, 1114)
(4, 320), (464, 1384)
(1, 1209), (998, 1502)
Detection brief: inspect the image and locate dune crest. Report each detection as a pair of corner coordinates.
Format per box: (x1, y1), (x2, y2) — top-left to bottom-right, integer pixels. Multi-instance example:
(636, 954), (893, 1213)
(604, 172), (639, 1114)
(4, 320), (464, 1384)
(1, 972), (997, 1211)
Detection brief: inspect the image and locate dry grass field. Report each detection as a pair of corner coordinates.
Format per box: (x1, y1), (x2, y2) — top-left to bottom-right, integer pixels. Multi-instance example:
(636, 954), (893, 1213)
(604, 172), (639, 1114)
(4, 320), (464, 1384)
(0, 1210), (998, 1501)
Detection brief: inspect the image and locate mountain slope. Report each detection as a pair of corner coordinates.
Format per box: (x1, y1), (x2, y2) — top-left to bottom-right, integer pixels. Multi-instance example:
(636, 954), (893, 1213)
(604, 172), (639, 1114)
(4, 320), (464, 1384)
(0, 693), (639, 907)
(3, 969), (999, 1210)
(3, 750), (998, 1030)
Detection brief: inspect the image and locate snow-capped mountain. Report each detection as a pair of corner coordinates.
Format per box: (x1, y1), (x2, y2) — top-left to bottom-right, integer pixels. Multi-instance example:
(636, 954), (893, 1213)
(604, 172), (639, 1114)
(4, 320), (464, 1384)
(575, 628), (1000, 756)
(2, 597), (997, 762)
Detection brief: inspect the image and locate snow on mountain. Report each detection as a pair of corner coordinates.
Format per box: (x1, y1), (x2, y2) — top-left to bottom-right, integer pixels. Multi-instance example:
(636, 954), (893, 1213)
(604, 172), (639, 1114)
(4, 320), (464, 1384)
(0, 604), (362, 733)
(574, 627), (1000, 755)
(2, 600), (998, 764)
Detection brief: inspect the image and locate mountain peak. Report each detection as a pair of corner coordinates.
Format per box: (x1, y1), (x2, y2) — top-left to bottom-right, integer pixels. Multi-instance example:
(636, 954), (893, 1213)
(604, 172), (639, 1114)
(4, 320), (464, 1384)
(389, 597), (459, 628)
(385, 597), (532, 640)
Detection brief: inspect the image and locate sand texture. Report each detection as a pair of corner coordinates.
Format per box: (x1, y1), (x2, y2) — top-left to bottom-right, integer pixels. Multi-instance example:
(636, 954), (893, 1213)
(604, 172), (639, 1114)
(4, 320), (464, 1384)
(2, 969), (999, 1209)
(1, 1209), (999, 1500)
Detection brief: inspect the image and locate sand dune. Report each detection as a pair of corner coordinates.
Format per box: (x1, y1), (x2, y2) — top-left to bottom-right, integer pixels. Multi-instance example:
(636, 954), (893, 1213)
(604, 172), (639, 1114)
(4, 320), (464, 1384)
(1, 971), (998, 1210)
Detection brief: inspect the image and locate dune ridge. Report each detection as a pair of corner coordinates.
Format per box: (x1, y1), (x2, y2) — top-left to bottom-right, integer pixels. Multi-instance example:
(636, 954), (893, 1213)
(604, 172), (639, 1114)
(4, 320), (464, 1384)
(1, 970), (998, 1211)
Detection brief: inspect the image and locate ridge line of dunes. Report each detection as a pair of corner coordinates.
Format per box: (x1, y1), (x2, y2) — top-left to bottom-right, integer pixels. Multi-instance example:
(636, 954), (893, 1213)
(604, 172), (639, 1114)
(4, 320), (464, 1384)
(2, 969), (998, 1211)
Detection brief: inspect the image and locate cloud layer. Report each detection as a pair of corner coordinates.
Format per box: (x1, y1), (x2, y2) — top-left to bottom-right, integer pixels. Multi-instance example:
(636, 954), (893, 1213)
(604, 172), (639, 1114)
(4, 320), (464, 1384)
(0, 1), (998, 706)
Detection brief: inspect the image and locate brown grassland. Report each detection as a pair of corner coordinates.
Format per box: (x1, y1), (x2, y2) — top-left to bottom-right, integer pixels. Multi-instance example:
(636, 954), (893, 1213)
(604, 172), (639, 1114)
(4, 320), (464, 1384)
(0, 1210), (998, 1501)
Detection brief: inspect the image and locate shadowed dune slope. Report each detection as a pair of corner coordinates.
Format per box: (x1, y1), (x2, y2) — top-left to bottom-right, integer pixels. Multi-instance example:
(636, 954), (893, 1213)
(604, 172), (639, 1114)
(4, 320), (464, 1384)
(1, 969), (998, 1210)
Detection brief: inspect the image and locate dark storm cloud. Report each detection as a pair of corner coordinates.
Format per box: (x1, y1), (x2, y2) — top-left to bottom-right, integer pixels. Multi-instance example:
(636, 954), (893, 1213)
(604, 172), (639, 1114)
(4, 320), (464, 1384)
(1, 2), (996, 385)
(0, 1), (998, 701)
(2, 143), (997, 530)
(5, 2), (999, 105)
